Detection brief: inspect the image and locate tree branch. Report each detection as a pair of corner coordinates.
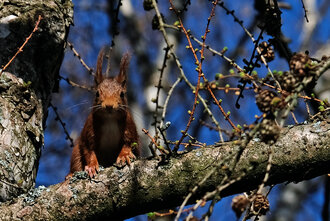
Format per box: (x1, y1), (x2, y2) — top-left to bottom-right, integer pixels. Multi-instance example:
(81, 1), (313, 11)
(0, 120), (329, 220)
(0, 0), (73, 201)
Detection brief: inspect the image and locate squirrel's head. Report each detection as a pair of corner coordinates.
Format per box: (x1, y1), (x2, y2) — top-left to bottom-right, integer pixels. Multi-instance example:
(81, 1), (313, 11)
(94, 48), (129, 110)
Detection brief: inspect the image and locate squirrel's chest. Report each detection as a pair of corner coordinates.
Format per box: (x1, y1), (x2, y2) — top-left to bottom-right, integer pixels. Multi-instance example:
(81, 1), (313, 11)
(97, 117), (123, 154)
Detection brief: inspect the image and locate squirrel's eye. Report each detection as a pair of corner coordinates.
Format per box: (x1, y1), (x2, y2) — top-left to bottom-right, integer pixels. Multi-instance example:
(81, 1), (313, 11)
(120, 92), (125, 99)
(96, 91), (100, 98)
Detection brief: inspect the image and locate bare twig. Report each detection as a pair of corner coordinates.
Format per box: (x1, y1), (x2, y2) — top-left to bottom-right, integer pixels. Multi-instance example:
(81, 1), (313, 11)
(0, 15), (42, 76)
(175, 167), (218, 221)
(142, 128), (169, 155)
(300, 0), (309, 22)
(160, 77), (181, 130)
(49, 102), (74, 147)
(67, 42), (94, 75)
(185, 173), (245, 220)
(291, 112), (299, 124)
(153, 47), (170, 144)
(163, 23), (246, 73)
(199, 120), (232, 136)
(242, 149), (274, 221)
(157, 126), (171, 154)
(59, 75), (94, 92)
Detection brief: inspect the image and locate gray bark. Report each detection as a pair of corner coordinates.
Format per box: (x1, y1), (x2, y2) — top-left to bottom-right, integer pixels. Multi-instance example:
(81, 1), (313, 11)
(0, 0), (73, 201)
(0, 120), (328, 220)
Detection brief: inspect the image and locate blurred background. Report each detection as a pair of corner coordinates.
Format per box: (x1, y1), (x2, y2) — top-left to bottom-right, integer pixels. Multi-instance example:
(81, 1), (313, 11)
(35, 0), (329, 220)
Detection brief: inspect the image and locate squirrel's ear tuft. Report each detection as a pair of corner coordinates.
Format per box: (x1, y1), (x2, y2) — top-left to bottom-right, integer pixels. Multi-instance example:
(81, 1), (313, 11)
(117, 53), (130, 86)
(95, 48), (105, 85)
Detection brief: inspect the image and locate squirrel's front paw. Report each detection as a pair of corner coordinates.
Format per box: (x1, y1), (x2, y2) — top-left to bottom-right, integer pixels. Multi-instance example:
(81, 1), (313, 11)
(85, 164), (99, 178)
(65, 173), (73, 181)
(116, 146), (136, 166)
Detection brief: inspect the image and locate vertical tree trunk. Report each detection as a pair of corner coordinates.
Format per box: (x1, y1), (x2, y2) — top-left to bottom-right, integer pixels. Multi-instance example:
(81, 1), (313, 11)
(0, 0), (73, 201)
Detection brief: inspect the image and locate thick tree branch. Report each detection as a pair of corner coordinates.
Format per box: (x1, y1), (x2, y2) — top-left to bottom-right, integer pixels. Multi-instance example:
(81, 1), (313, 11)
(0, 120), (329, 220)
(0, 0), (73, 201)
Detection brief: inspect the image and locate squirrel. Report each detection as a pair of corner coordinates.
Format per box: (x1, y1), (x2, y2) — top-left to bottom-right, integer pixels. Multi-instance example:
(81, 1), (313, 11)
(66, 48), (140, 179)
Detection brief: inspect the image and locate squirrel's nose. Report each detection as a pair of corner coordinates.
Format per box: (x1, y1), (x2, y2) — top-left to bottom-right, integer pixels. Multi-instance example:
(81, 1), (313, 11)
(105, 105), (114, 112)
(102, 99), (118, 109)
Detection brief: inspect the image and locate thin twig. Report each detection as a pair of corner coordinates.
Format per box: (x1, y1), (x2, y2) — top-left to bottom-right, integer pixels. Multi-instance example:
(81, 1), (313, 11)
(157, 126), (171, 154)
(163, 23), (245, 73)
(153, 205), (194, 217)
(59, 75), (94, 92)
(305, 98), (311, 116)
(160, 77), (181, 130)
(0, 177), (22, 189)
(300, 0), (309, 22)
(242, 149), (274, 221)
(175, 167), (218, 221)
(310, 107), (330, 120)
(142, 128), (169, 155)
(168, 141), (205, 148)
(67, 42), (94, 75)
(49, 102), (74, 147)
(185, 173), (245, 220)
(291, 111), (299, 124)
(199, 120), (232, 136)
(0, 15), (42, 76)
(153, 47), (170, 145)
(166, 22), (259, 91)
(256, 149), (273, 194)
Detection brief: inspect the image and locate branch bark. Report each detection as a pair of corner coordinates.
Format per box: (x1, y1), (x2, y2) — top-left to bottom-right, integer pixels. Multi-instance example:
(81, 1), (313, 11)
(0, 120), (328, 220)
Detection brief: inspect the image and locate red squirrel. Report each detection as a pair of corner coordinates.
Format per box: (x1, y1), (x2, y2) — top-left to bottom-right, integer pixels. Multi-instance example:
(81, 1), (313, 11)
(66, 48), (140, 179)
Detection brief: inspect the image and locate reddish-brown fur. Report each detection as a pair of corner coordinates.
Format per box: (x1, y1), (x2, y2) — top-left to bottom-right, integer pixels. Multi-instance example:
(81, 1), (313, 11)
(66, 48), (140, 179)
